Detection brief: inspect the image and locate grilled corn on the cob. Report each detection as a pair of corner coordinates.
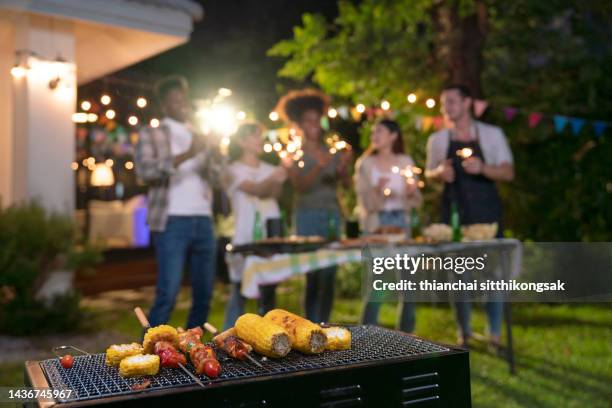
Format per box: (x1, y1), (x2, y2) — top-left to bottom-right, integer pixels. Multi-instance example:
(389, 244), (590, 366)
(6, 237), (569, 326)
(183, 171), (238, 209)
(119, 354), (160, 377)
(322, 327), (351, 351)
(235, 313), (291, 358)
(143, 325), (179, 354)
(105, 343), (144, 366)
(264, 309), (327, 354)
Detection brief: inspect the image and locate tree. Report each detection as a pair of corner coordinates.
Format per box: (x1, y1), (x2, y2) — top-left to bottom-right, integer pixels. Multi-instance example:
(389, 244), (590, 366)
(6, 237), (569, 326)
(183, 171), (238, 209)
(268, 0), (612, 241)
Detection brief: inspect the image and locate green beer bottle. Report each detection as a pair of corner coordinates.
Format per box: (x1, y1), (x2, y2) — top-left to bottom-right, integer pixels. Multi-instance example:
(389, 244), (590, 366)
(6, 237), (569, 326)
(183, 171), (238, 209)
(410, 207), (421, 239)
(327, 211), (338, 241)
(253, 210), (263, 242)
(451, 202), (462, 242)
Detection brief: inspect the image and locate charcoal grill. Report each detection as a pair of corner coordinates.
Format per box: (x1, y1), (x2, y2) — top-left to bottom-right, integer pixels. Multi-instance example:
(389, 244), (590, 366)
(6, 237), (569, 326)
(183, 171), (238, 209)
(25, 325), (471, 407)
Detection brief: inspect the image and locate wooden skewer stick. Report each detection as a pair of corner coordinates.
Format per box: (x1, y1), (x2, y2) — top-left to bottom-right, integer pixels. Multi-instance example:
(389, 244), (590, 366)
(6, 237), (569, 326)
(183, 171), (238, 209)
(204, 322), (263, 368)
(133, 307), (206, 388)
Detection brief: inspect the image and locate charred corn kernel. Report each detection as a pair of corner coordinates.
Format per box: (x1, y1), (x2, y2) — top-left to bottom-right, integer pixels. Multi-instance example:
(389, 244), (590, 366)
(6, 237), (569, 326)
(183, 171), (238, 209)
(119, 354), (160, 377)
(235, 313), (291, 358)
(105, 343), (144, 366)
(323, 327), (351, 351)
(143, 325), (179, 354)
(264, 309), (327, 354)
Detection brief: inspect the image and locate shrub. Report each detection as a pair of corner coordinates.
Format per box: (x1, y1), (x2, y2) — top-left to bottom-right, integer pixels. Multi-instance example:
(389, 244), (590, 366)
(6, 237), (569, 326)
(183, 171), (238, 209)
(0, 202), (102, 335)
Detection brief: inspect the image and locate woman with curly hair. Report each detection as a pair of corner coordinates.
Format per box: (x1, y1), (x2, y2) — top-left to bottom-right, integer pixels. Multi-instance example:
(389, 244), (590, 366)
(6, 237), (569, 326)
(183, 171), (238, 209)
(276, 89), (353, 323)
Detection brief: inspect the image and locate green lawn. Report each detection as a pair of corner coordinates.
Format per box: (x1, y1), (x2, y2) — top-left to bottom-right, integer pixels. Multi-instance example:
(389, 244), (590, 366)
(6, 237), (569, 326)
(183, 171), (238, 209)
(2, 278), (611, 407)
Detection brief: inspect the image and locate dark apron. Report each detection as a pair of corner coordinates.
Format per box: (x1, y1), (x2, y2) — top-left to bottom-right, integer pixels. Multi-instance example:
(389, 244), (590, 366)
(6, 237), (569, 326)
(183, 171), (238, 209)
(441, 125), (504, 238)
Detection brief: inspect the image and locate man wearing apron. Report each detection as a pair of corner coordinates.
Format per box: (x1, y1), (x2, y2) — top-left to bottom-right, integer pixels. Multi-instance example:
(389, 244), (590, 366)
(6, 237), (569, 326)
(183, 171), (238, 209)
(426, 84), (514, 347)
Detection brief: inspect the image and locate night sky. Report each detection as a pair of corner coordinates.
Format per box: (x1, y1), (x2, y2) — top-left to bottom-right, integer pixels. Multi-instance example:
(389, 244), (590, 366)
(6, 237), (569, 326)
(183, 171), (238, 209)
(90, 0), (339, 120)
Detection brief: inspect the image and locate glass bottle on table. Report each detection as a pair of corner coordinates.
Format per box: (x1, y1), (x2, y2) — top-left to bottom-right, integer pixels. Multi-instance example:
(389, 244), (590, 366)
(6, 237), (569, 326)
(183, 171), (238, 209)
(451, 201), (462, 242)
(253, 210), (264, 242)
(327, 210), (338, 241)
(410, 207), (421, 239)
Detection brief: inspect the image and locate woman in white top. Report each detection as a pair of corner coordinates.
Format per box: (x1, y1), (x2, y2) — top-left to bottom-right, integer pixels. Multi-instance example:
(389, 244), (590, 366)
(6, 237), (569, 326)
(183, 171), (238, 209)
(355, 119), (422, 333)
(222, 123), (287, 329)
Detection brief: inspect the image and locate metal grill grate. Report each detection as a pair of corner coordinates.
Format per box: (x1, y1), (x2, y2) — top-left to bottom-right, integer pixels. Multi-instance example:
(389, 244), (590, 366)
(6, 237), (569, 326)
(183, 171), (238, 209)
(40, 325), (449, 403)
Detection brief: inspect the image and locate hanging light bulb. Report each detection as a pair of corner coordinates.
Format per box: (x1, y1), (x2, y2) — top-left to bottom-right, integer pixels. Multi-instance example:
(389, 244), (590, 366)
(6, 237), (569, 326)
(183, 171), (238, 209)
(426, 98), (436, 109)
(100, 94), (111, 105)
(328, 108), (338, 118)
(356, 104), (366, 113)
(407, 93), (417, 103)
(81, 100), (91, 111)
(11, 64), (28, 78)
(150, 118), (160, 128)
(269, 111), (279, 121)
(105, 109), (116, 120)
(381, 100), (391, 111)
(128, 115), (139, 126)
(136, 97), (147, 108)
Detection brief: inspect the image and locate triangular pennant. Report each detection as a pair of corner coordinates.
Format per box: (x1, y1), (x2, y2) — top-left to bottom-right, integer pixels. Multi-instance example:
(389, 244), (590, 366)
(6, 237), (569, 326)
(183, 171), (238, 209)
(528, 112), (543, 128)
(592, 121), (607, 137)
(338, 106), (350, 120)
(432, 116), (444, 130)
(553, 115), (568, 133)
(421, 116), (434, 131)
(414, 116), (423, 131)
(473, 99), (488, 118)
(569, 117), (585, 135)
(504, 106), (518, 121)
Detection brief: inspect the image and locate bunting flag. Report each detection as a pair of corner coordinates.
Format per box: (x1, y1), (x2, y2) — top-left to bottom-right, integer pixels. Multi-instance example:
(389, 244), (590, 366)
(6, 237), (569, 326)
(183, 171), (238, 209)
(421, 116), (434, 131)
(569, 117), (585, 135)
(432, 116), (444, 130)
(331, 98), (610, 139)
(504, 106), (518, 121)
(528, 112), (543, 128)
(592, 121), (607, 137)
(473, 99), (489, 118)
(337, 106), (350, 120)
(553, 115), (568, 133)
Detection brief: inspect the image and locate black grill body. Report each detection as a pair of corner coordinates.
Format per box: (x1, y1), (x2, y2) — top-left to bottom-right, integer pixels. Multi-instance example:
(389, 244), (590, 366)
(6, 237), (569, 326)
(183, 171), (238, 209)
(25, 326), (471, 407)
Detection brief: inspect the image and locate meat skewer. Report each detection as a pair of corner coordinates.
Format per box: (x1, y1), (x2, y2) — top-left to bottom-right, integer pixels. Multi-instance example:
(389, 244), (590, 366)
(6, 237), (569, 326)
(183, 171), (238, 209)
(133, 307), (206, 388)
(176, 326), (222, 378)
(203, 322), (263, 368)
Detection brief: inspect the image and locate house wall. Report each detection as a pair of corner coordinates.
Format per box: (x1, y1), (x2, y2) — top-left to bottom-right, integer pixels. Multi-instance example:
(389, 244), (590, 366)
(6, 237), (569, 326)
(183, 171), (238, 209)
(0, 14), (76, 213)
(0, 21), (15, 207)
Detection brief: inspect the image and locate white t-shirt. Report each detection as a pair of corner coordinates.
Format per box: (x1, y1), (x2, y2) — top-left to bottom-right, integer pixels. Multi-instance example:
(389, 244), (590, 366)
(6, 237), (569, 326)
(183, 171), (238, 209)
(163, 117), (212, 216)
(228, 161), (281, 245)
(371, 166), (406, 211)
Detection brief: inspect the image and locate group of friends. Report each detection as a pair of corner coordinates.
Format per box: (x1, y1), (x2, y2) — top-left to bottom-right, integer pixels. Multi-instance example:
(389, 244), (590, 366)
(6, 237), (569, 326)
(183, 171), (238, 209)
(134, 76), (514, 348)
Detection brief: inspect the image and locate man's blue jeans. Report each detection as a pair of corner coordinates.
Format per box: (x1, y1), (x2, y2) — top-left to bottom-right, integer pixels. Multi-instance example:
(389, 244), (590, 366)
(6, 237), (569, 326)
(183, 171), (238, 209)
(149, 216), (216, 328)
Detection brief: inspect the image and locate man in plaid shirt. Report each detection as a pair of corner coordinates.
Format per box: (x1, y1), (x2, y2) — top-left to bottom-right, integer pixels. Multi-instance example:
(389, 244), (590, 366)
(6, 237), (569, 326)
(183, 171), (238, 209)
(135, 76), (224, 328)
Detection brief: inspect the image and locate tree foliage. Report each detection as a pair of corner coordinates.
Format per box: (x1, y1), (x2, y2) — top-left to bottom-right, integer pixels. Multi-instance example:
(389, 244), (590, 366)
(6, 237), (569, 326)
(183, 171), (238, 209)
(269, 0), (612, 241)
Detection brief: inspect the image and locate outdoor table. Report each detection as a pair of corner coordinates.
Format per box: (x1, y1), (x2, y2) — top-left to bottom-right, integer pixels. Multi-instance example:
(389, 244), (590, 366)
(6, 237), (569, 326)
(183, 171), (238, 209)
(239, 238), (522, 374)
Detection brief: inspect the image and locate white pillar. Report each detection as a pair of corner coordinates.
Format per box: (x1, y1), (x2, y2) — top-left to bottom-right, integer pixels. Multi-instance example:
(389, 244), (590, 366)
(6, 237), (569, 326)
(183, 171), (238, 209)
(0, 14), (76, 214)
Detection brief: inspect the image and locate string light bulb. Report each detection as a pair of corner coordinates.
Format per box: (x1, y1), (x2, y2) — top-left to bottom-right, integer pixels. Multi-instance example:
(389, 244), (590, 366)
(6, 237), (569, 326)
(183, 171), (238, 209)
(10, 64), (28, 78)
(328, 108), (338, 118)
(81, 100), (91, 111)
(381, 100), (391, 111)
(356, 104), (366, 113)
(426, 98), (436, 109)
(150, 118), (160, 128)
(269, 111), (279, 121)
(136, 97), (147, 108)
(128, 115), (138, 126)
(100, 94), (111, 105)
(236, 111), (246, 121)
(125, 161), (134, 170)
(407, 93), (417, 103)
(105, 109), (116, 120)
